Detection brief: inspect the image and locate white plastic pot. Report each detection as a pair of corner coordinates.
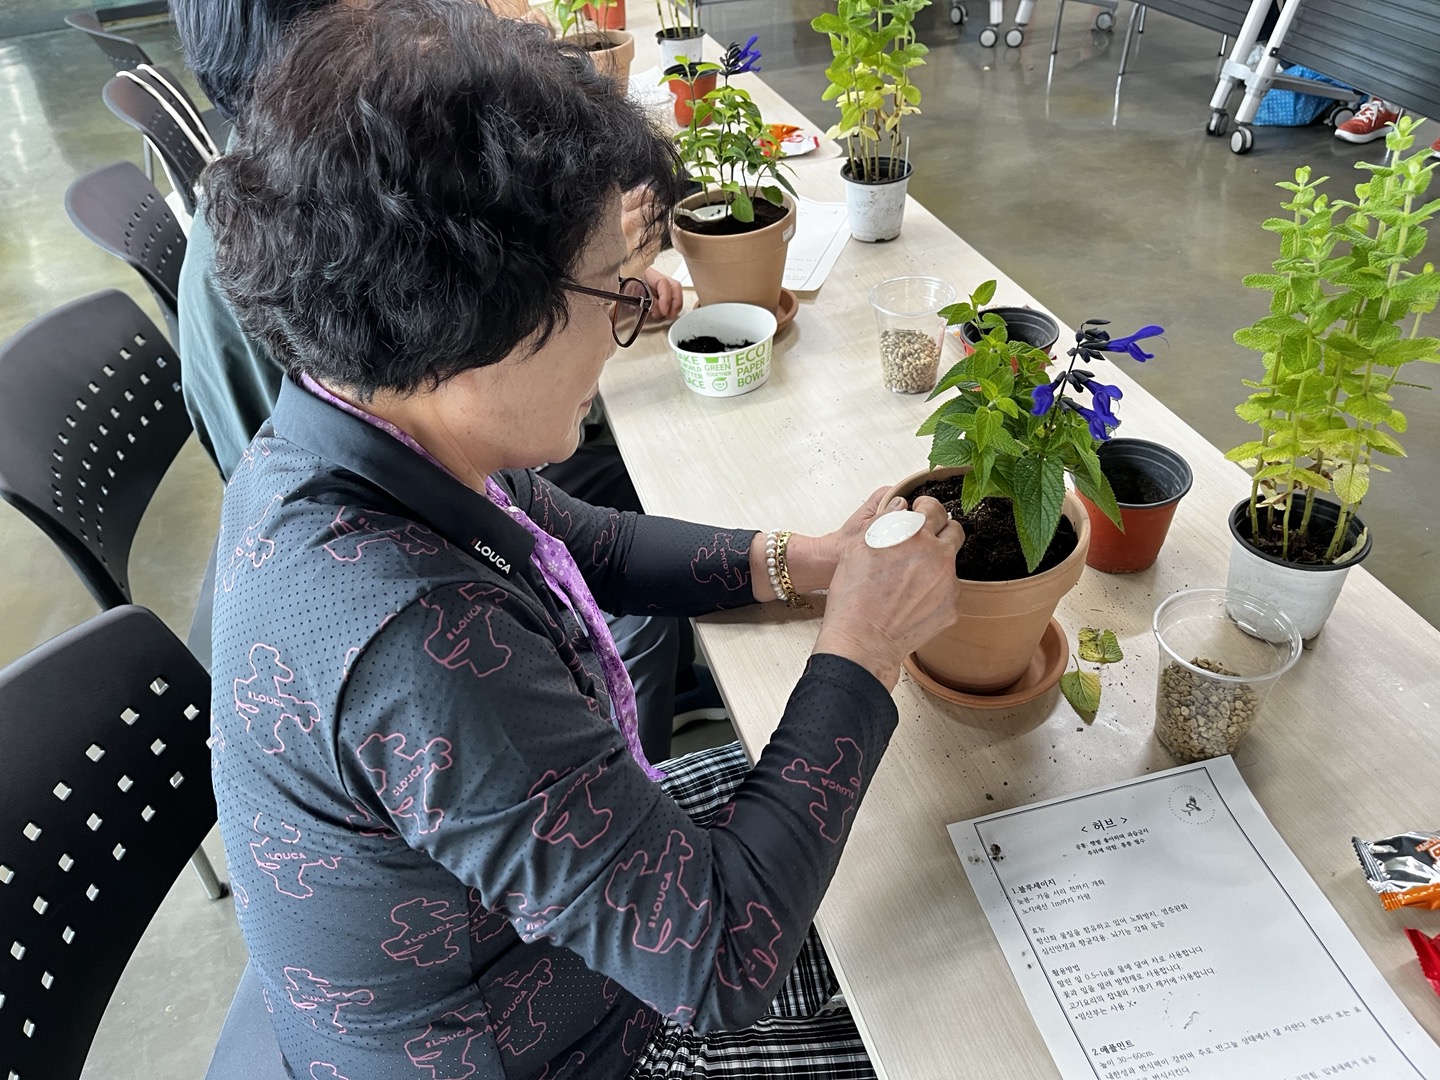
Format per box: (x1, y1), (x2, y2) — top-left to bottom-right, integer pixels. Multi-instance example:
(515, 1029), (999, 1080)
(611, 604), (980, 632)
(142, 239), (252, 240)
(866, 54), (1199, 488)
(1224, 497), (1371, 641)
(841, 158), (913, 243)
(668, 303), (777, 398)
(657, 28), (705, 71)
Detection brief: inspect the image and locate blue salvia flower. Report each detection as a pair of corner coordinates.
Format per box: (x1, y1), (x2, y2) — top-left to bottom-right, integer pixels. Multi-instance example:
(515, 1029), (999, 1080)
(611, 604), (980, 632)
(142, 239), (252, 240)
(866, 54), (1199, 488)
(1087, 380), (1123, 414)
(1030, 378), (1061, 416)
(1065, 396), (1120, 440)
(1098, 324), (1165, 363)
(724, 35), (762, 75)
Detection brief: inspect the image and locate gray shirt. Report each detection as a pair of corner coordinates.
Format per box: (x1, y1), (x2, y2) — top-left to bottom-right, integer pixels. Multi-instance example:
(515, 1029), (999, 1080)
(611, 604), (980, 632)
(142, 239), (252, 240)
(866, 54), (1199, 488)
(212, 378), (899, 1078)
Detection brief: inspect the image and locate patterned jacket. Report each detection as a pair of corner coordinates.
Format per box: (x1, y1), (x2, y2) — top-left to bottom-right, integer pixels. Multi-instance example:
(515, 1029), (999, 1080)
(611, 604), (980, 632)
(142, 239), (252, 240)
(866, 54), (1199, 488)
(211, 378), (899, 1079)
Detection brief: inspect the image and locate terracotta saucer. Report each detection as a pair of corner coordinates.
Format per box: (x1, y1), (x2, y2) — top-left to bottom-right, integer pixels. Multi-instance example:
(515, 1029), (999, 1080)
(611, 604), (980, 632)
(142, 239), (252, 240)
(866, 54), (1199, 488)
(692, 288), (798, 332)
(773, 287), (799, 331)
(903, 617), (1068, 710)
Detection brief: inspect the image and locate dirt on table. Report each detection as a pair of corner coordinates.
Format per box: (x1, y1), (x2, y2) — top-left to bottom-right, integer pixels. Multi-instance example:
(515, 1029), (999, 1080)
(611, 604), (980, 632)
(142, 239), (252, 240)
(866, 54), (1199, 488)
(913, 476), (1078, 581)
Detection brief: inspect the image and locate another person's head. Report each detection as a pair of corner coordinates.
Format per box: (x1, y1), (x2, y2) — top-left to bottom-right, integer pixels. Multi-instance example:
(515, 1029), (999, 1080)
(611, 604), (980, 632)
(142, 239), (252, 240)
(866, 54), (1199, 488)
(205, 0), (678, 470)
(172, 0), (337, 121)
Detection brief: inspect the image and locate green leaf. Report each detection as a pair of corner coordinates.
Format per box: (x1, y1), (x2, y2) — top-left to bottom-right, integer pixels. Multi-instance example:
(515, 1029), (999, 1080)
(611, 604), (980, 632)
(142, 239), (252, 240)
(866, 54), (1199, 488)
(1078, 627), (1124, 665)
(1010, 455), (1065, 574)
(1059, 666), (1102, 715)
(1330, 461), (1369, 504)
(1072, 467), (1123, 530)
(973, 280), (998, 307)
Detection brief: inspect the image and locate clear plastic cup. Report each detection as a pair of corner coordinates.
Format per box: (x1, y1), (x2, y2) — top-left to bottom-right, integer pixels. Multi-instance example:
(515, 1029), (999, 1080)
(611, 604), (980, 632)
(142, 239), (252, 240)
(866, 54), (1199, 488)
(1151, 588), (1302, 763)
(868, 276), (956, 394)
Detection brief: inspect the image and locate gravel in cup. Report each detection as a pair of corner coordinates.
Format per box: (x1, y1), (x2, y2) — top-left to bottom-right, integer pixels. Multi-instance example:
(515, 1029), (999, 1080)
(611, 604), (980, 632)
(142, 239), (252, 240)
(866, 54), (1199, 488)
(880, 328), (941, 394)
(1155, 657), (1261, 762)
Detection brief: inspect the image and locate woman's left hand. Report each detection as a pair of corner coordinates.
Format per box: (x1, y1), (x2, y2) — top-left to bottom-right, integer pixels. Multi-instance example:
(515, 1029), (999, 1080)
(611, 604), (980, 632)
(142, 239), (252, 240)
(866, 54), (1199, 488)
(643, 266), (685, 322)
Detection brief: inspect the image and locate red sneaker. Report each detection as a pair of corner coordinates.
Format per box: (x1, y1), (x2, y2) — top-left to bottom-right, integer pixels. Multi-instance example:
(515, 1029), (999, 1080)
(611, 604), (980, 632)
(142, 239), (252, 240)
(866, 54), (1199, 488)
(1335, 100), (1400, 143)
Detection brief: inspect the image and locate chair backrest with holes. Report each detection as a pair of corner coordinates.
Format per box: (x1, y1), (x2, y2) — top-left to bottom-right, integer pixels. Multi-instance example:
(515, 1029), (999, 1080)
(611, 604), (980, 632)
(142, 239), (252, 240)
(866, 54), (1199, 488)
(0, 605), (216, 1080)
(64, 11), (153, 70)
(65, 162), (187, 342)
(0, 290), (193, 610)
(101, 66), (211, 218)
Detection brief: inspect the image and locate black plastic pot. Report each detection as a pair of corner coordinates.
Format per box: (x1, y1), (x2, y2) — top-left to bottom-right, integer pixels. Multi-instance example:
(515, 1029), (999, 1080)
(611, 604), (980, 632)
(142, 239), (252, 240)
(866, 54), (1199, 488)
(958, 307), (1060, 354)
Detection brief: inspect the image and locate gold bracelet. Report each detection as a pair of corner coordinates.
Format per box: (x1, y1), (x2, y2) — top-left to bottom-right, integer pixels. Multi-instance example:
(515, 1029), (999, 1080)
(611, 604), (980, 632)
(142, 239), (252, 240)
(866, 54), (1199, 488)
(772, 530), (812, 610)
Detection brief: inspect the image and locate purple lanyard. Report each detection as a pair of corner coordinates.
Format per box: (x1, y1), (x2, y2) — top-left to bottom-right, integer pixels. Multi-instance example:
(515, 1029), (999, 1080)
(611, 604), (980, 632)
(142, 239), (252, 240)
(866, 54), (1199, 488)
(300, 375), (662, 779)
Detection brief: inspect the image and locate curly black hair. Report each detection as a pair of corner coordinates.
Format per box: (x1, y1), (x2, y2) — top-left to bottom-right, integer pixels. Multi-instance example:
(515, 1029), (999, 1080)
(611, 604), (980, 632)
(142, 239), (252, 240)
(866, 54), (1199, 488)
(204, 0), (680, 399)
(172, 0), (333, 121)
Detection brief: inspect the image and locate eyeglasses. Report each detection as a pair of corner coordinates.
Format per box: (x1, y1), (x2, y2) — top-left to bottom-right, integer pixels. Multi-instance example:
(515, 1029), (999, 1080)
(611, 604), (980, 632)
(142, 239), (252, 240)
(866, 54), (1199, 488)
(560, 276), (653, 348)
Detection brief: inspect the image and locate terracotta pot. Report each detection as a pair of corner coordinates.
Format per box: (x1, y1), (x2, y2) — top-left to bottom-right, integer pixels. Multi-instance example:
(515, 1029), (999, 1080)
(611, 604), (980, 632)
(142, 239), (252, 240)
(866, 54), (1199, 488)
(1225, 495), (1371, 641)
(959, 307), (1061, 361)
(567, 29), (635, 85)
(670, 191), (796, 313)
(884, 465), (1090, 694)
(583, 0), (625, 30)
(1077, 438), (1192, 574)
(666, 64), (717, 127)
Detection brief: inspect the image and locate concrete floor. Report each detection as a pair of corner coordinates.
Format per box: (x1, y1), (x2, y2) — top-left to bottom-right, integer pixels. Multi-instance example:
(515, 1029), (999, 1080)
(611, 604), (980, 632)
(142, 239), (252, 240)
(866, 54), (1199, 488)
(1, 4), (1436, 1077)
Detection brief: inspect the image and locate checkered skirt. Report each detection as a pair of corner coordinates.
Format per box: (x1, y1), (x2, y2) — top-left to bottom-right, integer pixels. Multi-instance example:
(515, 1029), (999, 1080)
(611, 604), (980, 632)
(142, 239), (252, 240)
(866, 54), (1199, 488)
(628, 742), (876, 1079)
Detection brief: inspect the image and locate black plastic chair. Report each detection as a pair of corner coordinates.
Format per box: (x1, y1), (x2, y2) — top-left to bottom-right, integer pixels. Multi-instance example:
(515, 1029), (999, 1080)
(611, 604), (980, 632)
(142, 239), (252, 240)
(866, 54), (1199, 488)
(65, 162), (186, 343)
(64, 10), (159, 182)
(102, 65), (217, 218)
(0, 290), (191, 612)
(0, 606), (217, 1080)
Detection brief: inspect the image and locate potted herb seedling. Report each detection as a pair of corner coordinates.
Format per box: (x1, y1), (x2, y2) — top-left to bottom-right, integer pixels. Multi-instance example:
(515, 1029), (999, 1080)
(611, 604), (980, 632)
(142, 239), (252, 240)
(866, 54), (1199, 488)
(655, 0), (704, 70)
(1224, 119), (1440, 639)
(552, 0), (635, 83)
(812, 0), (930, 242)
(584, 0), (624, 30)
(665, 38), (799, 314)
(887, 280), (1162, 696)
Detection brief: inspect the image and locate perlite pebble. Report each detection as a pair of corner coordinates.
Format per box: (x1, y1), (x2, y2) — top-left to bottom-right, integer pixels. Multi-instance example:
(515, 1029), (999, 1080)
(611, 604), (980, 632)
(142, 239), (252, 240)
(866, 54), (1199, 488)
(879, 328), (941, 394)
(1154, 656), (1261, 763)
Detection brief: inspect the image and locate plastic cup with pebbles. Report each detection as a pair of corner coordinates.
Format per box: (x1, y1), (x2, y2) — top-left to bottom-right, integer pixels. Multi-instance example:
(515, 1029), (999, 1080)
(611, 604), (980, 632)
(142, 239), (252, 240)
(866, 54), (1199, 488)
(1150, 588), (1301, 764)
(868, 275), (956, 394)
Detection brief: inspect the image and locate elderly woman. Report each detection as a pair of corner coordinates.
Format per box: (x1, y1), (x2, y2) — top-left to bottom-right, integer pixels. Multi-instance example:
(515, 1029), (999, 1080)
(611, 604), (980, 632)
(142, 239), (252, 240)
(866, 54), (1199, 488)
(207, 2), (963, 1078)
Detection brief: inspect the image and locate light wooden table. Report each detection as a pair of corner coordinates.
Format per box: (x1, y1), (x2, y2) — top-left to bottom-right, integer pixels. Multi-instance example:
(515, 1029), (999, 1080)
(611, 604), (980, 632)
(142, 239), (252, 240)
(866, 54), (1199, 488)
(603, 15), (1440, 1078)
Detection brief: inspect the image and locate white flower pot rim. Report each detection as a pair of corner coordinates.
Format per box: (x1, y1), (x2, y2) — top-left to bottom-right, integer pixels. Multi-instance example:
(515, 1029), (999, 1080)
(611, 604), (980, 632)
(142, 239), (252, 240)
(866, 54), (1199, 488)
(657, 25), (705, 38)
(840, 158), (914, 186)
(1226, 496), (1372, 574)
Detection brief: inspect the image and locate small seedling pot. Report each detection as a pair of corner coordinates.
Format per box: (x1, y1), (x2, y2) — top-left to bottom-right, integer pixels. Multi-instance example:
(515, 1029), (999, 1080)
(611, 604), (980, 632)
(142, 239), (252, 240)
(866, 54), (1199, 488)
(1077, 439), (1193, 574)
(669, 303), (777, 398)
(841, 157), (912, 243)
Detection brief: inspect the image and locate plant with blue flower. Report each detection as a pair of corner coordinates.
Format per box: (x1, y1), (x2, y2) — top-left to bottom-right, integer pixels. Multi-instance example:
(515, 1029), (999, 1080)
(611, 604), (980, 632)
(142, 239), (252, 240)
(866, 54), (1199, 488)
(664, 37), (796, 225)
(918, 279), (1165, 573)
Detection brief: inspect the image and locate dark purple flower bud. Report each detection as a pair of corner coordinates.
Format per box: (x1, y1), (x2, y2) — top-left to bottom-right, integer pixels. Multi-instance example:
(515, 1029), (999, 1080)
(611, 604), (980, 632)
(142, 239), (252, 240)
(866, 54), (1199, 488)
(1100, 325), (1165, 362)
(1074, 402), (1120, 441)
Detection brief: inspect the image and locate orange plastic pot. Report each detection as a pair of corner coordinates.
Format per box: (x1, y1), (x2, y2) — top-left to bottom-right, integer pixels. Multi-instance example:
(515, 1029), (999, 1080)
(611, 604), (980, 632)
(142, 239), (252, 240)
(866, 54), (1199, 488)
(583, 0), (625, 29)
(667, 66), (717, 127)
(1077, 438), (1192, 574)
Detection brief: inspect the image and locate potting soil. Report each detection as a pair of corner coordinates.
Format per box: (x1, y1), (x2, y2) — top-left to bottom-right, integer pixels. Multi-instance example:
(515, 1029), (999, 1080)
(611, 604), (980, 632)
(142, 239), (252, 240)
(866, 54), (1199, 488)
(678, 336), (754, 353)
(913, 477), (1078, 580)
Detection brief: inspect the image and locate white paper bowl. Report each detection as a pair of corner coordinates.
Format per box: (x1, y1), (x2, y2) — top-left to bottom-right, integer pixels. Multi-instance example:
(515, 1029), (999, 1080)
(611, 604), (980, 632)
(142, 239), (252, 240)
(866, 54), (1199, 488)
(668, 303), (777, 398)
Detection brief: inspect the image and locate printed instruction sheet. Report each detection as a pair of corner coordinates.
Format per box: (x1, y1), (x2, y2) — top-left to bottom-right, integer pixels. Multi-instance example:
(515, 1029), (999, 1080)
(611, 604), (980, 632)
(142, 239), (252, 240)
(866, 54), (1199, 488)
(950, 757), (1440, 1079)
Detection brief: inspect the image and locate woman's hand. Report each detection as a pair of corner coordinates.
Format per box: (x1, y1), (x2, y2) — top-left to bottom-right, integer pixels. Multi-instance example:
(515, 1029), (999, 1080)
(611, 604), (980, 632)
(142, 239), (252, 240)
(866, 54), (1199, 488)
(643, 266), (684, 322)
(814, 495), (965, 691)
(771, 487), (892, 596)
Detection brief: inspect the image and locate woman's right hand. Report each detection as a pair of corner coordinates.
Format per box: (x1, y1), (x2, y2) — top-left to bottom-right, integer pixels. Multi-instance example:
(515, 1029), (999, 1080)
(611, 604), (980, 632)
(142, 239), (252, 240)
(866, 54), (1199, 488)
(813, 495), (966, 691)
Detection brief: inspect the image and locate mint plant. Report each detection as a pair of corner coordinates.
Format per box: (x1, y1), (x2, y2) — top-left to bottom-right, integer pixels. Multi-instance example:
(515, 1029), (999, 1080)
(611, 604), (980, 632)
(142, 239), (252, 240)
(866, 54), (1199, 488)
(1226, 119), (1440, 563)
(665, 39), (796, 224)
(918, 279), (1164, 573)
(811, 0), (930, 183)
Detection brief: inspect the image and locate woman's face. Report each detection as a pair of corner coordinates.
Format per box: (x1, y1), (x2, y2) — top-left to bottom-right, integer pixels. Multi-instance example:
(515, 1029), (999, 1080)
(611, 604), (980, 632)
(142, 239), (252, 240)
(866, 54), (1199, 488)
(433, 201), (629, 476)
